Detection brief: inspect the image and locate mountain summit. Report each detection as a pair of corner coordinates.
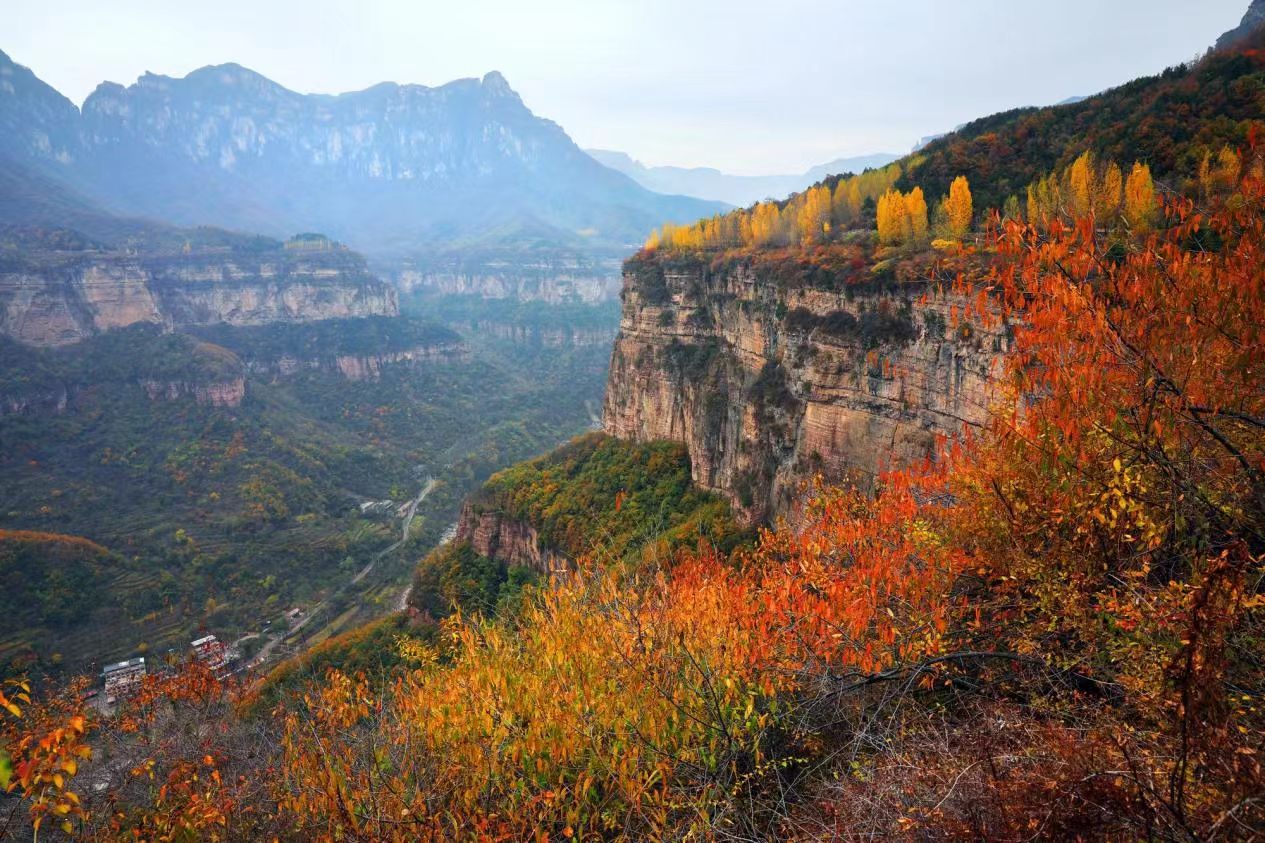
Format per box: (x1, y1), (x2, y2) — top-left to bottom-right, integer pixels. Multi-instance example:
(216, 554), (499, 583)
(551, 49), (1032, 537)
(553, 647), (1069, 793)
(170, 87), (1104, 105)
(1217, 0), (1265, 49)
(0, 53), (720, 262)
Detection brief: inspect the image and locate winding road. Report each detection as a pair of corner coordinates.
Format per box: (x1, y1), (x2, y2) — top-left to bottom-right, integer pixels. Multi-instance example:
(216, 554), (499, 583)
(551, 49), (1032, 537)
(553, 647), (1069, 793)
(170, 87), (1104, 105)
(393, 519), (459, 612)
(242, 475), (435, 669)
(352, 476), (435, 585)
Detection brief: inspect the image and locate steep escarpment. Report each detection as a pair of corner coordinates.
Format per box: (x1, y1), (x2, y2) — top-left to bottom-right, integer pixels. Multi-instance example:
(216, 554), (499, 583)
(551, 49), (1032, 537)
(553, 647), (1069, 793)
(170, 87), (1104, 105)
(0, 238), (396, 347)
(392, 259), (621, 304)
(0, 326), (248, 415)
(601, 15), (1265, 524)
(138, 373), (246, 407)
(189, 316), (466, 382)
(454, 499), (567, 576)
(603, 252), (1004, 520)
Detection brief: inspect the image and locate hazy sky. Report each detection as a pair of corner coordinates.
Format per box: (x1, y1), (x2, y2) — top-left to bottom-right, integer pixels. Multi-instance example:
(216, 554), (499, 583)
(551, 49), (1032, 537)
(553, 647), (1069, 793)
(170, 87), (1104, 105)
(3, 0), (1249, 174)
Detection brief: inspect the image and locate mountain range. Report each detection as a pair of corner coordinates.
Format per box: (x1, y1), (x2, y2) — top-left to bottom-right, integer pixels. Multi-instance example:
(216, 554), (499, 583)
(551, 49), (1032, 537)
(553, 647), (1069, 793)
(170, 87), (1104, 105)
(0, 51), (723, 264)
(586, 149), (901, 206)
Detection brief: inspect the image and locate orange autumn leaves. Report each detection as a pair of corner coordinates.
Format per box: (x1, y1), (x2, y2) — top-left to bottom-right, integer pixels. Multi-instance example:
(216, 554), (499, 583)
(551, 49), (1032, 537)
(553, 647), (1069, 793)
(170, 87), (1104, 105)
(0, 678), (91, 835)
(276, 471), (966, 839)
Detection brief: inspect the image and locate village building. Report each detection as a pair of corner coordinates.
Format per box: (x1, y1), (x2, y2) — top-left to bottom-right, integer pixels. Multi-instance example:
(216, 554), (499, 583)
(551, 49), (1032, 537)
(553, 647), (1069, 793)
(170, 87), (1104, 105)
(191, 634), (231, 679)
(102, 657), (146, 702)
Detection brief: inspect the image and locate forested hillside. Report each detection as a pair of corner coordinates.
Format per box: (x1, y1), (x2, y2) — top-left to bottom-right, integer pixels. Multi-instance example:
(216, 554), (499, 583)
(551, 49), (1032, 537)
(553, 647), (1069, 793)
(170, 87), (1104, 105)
(0, 312), (605, 678)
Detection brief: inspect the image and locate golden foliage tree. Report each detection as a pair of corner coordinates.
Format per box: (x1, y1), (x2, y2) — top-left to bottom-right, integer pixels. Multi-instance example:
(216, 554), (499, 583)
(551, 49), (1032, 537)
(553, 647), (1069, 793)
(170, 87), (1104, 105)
(1124, 161), (1157, 230)
(797, 185), (832, 246)
(904, 186), (929, 245)
(1067, 151), (1097, 218)
(876, 189), (907, 246)
(944, 175), (973, 239)
(1096, 161), (1123, 219)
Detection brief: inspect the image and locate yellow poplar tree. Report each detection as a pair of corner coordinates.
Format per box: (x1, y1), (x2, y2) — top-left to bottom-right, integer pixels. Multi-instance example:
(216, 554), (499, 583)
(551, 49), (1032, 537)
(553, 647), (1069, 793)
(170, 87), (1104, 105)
(944, 176), (973, 239)
(1067, 151), (1096, 218)
(1214, 146), (1242, 192)
(846, 181), (863, 221)
(832, 179), (855, 225)
(876, 190), (906, 246)
(751, 202), (784, 247)
(1003, 194), (1022, 222)
(1096, 162), (1123, 220)
(797, 185), (832, 245)
(904, 187), (929, 245)
(1124, 162), (1157, 231)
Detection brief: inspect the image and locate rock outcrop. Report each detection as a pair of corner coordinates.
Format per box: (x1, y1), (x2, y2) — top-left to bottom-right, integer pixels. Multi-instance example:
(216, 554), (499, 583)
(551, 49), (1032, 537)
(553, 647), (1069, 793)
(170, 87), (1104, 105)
(455, 500), (569, 576)
(458, 321), (616, 348)
(0, 383), (68, 416)
(245, 343), (468, 381)
(393, 263), (621, 304)
(1217, 0), (1265, 50)
(602, 254), (1006, 520)
(0, 245), (397, 347)
(139, 375), (246, 408)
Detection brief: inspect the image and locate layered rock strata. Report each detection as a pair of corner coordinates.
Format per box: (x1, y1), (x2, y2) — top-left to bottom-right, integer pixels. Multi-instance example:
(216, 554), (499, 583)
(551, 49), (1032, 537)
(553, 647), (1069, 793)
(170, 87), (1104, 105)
(602, 255), (1007, 520)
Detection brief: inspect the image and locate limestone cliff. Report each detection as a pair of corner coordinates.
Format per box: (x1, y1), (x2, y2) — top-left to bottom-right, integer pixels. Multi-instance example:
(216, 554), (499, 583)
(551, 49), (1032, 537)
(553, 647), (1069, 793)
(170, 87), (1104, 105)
(0, 329), (248, 416)
(0, 245), (397, 347)
(457, 321), (616, 348)
(454, 499), (569, 577)
(1217, 0), (1265, 50)
(602, 253), (1006, 520)
(138, 375), (246, 408)
(245, 343), (469, 382)
(189, 316), (468, 383)
(393, 261), (620, 304)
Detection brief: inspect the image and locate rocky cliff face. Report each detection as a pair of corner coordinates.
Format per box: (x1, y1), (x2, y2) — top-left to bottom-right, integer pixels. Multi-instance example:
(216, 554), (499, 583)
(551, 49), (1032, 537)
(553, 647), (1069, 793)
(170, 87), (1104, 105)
(0, 246), (397, 347)
(245, 343), (468, 381)
(459, 321), (615, 348)
(455, 500), (568, 576)
(138, 375), (246, 407)
(1217, 0), (1265, 50)
(393, 264), (621, 304)
(602, 254), (1006, 520)
(0, 383), (68, 416)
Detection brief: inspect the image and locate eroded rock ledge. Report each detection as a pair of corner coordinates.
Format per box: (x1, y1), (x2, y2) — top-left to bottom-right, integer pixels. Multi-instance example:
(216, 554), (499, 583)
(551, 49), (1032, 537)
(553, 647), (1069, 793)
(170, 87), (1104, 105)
(455, 499), (569, 577)
(602, 253), (1008, 520)
(0, 247), (397, 347)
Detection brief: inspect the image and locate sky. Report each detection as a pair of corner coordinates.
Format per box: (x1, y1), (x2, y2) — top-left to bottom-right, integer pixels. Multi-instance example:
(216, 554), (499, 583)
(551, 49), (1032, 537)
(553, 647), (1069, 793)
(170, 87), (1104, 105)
(3, 0), (1249, 175)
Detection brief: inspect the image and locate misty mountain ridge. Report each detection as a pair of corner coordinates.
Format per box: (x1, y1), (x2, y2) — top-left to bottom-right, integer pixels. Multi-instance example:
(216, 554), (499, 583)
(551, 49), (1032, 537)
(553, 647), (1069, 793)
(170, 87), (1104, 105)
(0, 50), (721, 263)
(586, 149), (901, 206)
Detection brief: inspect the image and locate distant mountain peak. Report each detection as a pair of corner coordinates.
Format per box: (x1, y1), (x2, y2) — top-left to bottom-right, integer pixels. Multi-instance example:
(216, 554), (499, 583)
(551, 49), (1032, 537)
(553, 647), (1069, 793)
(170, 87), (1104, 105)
(589, 149), (900, 206)
(1217, 0), (1265, 50)
(481, 70), (514, 96)
(0, 49), (720, 260)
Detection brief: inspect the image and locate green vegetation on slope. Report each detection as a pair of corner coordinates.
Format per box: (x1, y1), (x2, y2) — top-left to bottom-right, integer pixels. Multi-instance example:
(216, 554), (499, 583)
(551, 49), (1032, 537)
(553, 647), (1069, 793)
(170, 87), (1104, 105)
(408, 433), (749, 623)
(902, 44), (1265, 212)
(189, 316), (460, 363)
(475, 432), (749, 562)
(0, 306), (610, 677)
